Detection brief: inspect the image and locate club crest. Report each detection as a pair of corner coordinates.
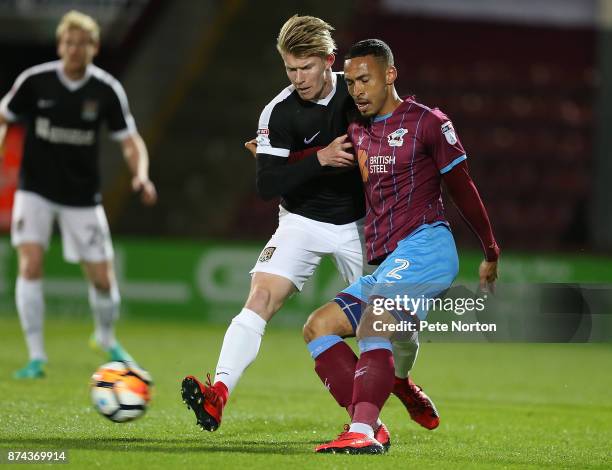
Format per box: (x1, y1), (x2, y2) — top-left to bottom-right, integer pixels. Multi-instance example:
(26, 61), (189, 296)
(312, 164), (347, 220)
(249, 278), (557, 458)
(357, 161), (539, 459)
(441, 121), (457, 145)
(387, 128), (408, 147)
(81, 100), (99, 121)
(258, 246), (276, 262)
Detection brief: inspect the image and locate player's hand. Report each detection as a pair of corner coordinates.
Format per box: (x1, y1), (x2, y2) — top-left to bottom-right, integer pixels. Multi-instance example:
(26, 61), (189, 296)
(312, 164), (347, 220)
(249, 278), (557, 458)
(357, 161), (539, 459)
(478, 259), (498, 294)
(316, 134), (355, 167)
(132, 176), (157, 206)
(244, 138), (257, 158)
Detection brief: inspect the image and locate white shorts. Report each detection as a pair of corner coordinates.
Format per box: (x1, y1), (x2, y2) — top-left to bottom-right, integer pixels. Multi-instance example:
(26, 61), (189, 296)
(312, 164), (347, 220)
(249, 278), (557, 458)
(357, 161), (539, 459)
(250, 206), (368, 290)
(11, 190), (114, 264)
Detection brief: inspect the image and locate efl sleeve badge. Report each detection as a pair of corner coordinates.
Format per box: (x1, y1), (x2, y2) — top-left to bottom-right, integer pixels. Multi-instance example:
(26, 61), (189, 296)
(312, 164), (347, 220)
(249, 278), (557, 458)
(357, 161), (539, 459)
(441, 121), (457, 145)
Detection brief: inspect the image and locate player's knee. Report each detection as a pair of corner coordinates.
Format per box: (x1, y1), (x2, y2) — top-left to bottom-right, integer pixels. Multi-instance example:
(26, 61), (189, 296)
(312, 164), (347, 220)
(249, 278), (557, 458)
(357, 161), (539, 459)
(90, 276), (112, 293)
(303, 304), (348, 343)
(18, 254), (43, 280)
(82, 261), (115, 293)
(246, 284), (277, 317)
(303, 309), (327, 343)
(20, 264), (43, 280)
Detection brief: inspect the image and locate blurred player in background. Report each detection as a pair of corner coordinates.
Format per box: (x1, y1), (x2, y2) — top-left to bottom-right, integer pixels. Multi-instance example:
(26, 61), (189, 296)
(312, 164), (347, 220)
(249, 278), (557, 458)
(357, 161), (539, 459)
(314, 39), (499, 454)
(182, 16), (438, 449)
(0, 10), (157, 379)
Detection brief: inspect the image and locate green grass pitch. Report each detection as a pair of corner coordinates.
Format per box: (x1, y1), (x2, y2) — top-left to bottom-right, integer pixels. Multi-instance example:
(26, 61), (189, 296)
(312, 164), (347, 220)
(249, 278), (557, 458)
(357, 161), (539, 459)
(0, 316), (611, 469)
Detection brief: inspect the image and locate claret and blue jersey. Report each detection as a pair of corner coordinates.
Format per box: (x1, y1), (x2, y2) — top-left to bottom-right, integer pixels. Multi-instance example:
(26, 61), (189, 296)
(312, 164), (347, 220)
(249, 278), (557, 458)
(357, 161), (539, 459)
(350, 97), (466, 265)
(336, 97), (466, 327)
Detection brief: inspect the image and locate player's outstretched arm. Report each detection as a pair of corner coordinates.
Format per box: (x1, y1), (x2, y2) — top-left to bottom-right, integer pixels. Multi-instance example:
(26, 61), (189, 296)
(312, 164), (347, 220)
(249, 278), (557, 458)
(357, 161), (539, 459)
(121, 133), (157, 206)
(442, 160), (499, 293)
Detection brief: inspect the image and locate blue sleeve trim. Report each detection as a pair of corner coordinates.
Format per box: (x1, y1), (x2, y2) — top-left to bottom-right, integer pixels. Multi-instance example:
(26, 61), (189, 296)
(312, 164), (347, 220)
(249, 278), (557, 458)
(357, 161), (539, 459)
(439, 154), (467, 174)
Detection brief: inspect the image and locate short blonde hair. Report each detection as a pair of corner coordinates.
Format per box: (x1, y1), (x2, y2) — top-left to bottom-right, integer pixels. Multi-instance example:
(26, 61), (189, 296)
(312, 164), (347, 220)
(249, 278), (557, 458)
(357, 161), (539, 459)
(56, 10), (100, 43)
(276, 15), (336, 58)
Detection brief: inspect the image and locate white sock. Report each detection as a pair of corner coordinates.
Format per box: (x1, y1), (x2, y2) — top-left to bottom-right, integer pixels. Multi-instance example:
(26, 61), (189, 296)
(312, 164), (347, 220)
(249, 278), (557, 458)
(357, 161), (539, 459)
(375, 418), (382, 428)
(15, 276), (46, 362)
(349, 422), (374, 438)
(89, 285), (120, 349)
(392, 331), (419, 378)
(215, 308), (266, 394)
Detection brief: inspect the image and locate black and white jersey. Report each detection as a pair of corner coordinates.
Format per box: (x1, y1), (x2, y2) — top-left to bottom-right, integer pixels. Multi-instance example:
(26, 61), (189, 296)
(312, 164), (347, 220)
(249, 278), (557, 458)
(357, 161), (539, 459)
(255, 72), (365, 224)
(0, 60), (136, 206)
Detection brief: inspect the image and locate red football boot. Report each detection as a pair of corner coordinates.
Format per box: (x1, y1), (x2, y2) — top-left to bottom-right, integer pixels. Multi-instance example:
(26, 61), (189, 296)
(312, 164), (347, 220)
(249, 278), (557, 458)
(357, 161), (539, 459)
(375, 423), (391, 452)
(315, 425), (384, 454)
(181, 373), (228, 431)
(393, 376), (440, 430)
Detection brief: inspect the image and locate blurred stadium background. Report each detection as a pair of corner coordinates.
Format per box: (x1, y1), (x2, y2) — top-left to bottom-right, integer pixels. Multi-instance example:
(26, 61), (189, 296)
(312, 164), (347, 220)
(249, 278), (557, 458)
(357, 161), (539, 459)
(1, 0), (611, 322)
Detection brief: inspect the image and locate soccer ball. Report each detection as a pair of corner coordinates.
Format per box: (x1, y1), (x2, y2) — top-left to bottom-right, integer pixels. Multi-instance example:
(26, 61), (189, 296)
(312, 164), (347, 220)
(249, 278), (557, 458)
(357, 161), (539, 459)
(90, 361), (152, 422)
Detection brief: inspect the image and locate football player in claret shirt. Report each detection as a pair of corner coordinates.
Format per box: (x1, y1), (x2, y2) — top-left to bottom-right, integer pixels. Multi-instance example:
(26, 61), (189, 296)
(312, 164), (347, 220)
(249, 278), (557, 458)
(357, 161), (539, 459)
(181, 16), (437, 447)
(312, 39), (500, 454)
(0, 11), (157, 379)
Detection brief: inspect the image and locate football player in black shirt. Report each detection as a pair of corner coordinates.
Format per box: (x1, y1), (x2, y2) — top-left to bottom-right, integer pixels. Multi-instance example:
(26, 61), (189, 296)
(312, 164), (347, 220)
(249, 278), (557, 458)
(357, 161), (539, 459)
(0, 10), (157, 378)
(181, 14), (370, 433)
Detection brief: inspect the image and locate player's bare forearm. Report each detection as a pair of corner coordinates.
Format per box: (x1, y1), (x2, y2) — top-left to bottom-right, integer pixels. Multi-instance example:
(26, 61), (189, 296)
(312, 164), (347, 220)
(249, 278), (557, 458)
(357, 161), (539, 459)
(121, 133), (148, 179)
(121, 133), (157, 206)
